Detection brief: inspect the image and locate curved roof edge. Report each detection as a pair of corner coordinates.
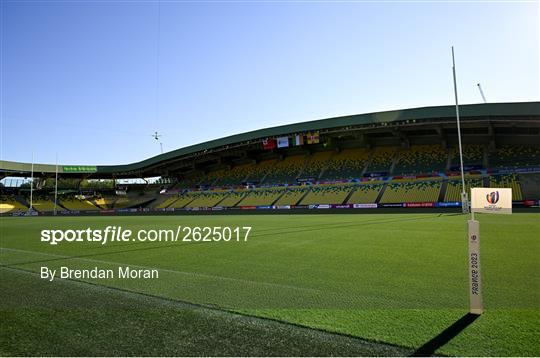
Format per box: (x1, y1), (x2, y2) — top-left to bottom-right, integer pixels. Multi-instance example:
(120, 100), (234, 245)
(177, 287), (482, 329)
(2, 101), (539, 176)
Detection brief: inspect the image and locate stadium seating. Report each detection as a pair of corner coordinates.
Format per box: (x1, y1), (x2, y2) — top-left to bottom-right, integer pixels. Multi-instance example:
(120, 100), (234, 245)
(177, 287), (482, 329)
(380, 179), (442, 203)
(489, 145), (540, 169)
(236, 187), (285, 206)
(94, 196), (115, 209)
(219, 191), (246, 207)
(207, 163), (256, 186)
(30, 197), (59, 212)
(450, 145), (484, 167)
(300, 184), (354, 205)
(60, 197), (99, 211)
(273, 186), (309, 206)
(0, 195), (27, 213)
(490, 174), (523, 201)
(519, 173), (540, 200)
(263, 155), (305, 184)
(168, 194), (198, 209)
(155, 196), (180, 209)
(366, 147), (396, 174)
(244, 159), (278, 183)
(183, 190), (232, 208)
(321, 148), (369, 180)
(444, 176), (484, 202)
(347, 183), (384, 204)
(301, 151), (333, 179)
(393, 145), (448, 175)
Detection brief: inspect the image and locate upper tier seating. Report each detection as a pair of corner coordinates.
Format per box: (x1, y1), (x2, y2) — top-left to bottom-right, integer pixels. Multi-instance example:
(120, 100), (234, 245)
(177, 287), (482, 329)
(450, 145), (484, 167)
(301, 151), (333, 180)
(380, 179), (442, 203)
(366, 147), (396, 173)
(300, 184), (354, 205)
(489, 145), (540, 169)
(207, 163), (257, 186)
(264, 155), (305, 184)
(245, 159), (278, 183)
(394, 145), (448, 175)
(321, 148), (370, 180)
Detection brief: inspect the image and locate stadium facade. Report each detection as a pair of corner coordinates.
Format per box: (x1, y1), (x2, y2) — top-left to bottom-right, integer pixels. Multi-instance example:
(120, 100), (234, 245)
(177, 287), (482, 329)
(1, 102), (540, 214)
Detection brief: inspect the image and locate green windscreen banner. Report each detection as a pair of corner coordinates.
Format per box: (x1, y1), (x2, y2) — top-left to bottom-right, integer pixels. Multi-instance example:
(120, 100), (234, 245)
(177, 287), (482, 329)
(62, 165), (97, 173)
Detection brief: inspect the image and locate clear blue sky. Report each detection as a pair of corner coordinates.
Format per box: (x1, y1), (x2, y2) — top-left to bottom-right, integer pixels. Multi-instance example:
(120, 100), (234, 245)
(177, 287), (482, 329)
(1, 0), (538, 165)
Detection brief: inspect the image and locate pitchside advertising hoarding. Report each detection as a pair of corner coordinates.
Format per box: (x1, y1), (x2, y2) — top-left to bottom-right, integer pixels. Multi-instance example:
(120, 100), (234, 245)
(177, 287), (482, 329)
(467, 188), (512, 315)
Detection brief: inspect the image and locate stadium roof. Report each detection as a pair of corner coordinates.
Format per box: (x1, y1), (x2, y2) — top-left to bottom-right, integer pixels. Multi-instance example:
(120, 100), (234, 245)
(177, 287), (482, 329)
(1, 101), (539, 179)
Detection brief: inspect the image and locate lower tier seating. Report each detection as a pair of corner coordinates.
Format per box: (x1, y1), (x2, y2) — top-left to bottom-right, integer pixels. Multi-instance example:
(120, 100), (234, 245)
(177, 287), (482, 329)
(490, 174), (523, 201)
(347, 184), (384, 204)
(0, 196), (27, 213)
(300, 184), (354, 205)
(380, 179), (442, 203)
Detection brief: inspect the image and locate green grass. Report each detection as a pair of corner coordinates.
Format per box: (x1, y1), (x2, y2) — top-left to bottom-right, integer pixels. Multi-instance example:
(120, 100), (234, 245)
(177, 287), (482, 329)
(1, 213), (539, 356)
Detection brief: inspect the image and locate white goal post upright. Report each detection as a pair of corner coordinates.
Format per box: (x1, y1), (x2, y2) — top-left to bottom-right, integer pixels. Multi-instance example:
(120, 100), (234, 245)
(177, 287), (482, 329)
(29, 152), (34, 211)
(451, 46), (469, 214)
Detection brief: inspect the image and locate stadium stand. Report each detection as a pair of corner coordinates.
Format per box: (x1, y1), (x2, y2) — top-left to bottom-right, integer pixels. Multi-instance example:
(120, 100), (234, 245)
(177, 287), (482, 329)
(347, 183), (384, 204)
(321, 148), (369, 180)
(94, 196), (115, 209)
(264, 155), (305, 184)
(366, 147), (396, 174)
(450, 145), (484, 167)
(168, 194), (197, 209)
(0, 195), (27, 213)
(519, 173), (540, 200)
(380, 179), (442, 203)
(274, 186), (309, 206)
(60, 196), (99, 211)
(394, 145), (448, 175)
(155, 196), (180, 209)
(444, 176), (484, 202)
(489, 145), (540, 169)
(244, 159), (278, 183)
(301, 151), (333, 180)
(490, 174), (523, 201)
(207, 163), (256, 186)
(184, 190), (231, 208)
(31, 196), (59, 212)
(300, 184), (354, 205)
(219, 191), (246, 207)
(236, 187), (285, 206)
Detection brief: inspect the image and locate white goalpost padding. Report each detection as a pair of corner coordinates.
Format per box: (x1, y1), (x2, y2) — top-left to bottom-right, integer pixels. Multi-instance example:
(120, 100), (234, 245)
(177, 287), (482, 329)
(468, 187), (512, 315)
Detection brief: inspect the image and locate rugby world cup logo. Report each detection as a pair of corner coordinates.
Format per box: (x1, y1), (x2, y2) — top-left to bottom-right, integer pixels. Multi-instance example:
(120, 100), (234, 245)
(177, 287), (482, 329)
(486, 191), (499, 204)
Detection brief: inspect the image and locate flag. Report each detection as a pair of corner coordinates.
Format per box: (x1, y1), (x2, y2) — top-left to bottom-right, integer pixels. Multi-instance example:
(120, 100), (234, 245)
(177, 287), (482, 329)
(277, 136), (289, 148)
(295, 134), (304, 146)
(262, 138), (276, 150)
(306, 131), (320, 144)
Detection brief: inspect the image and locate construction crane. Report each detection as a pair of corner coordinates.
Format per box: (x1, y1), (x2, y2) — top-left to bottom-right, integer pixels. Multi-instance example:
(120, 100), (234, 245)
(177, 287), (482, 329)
(477, 83), (487, 103)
